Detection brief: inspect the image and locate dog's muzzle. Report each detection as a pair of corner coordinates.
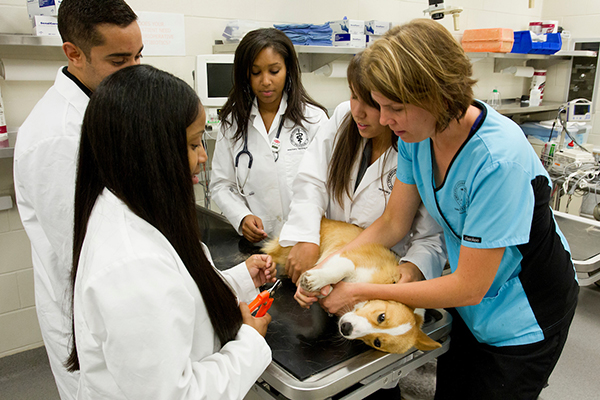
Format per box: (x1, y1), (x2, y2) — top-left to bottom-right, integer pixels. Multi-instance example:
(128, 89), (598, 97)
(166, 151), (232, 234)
(340, 322), (353, 336)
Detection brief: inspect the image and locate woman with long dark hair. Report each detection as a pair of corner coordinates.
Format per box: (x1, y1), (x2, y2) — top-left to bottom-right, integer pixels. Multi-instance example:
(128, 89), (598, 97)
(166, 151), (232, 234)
(278, 53), (446, 285)
(66, 64), (275, 399)
(210, 28), (328, 243)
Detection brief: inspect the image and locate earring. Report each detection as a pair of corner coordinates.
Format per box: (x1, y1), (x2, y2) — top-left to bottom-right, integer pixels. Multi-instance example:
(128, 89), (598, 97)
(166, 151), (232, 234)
(286, 75), (292, 92)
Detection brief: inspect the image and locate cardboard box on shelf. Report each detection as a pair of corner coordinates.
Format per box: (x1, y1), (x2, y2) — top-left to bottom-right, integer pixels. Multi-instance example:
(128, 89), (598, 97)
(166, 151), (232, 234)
(329, 19), (365, 35)
(32, 15), (59, 36)
(365, 20), (391, 36)
(333, 33), (366, 48)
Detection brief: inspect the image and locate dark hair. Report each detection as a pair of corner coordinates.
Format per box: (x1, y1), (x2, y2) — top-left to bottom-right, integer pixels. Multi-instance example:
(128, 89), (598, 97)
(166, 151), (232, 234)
(219, 28), (328, 142)
(58, 0), (137, 57)
(65, 65), (242, 371)
(327, 53), (397, 207)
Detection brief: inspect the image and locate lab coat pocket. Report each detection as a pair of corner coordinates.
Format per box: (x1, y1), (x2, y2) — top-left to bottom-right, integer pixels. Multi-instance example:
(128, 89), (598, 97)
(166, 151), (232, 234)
(284, 148), (306, 188)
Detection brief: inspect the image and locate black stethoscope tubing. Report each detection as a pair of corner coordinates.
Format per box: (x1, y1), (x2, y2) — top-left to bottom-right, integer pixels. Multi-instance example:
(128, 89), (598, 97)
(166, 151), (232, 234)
(235, 116), (286, 168)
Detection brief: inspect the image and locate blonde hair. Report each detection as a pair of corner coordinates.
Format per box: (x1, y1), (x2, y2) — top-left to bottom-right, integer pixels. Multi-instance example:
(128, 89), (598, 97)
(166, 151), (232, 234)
(363, 19), (477, 132)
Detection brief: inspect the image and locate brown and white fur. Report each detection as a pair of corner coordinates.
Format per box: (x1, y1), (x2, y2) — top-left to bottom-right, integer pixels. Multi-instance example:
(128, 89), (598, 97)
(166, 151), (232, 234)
(262, 218), (441, 354)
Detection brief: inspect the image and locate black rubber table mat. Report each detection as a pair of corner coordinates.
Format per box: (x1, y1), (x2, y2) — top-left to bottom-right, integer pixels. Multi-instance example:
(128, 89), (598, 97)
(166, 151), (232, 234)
(263, 277), (370, 380)
(195, 205), (442, 381)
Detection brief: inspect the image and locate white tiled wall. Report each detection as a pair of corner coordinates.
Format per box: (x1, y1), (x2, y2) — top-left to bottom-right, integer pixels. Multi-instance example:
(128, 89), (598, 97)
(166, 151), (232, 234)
(0, 200), (42, 357)
(0, 0), (599, 358)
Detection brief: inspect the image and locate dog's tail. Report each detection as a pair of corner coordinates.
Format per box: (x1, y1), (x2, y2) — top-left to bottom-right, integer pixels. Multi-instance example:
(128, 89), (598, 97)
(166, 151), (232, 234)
(261, 237), (291, 265)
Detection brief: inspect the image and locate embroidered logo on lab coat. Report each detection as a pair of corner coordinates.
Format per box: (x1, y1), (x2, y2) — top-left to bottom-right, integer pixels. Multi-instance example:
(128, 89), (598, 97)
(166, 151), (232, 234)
(386, 168), (396, 191)
(289, 128), (309, 149)
(379, 169), (396, 195)
(453, 180), (468, 214)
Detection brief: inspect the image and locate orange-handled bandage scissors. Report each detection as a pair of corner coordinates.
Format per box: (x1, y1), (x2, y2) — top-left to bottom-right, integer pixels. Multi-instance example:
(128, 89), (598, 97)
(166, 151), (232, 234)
(248, 279), (282, 317)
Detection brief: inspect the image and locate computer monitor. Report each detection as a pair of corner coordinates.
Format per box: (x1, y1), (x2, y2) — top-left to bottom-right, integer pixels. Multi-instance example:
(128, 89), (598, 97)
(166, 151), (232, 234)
(195, 54), (235, 108)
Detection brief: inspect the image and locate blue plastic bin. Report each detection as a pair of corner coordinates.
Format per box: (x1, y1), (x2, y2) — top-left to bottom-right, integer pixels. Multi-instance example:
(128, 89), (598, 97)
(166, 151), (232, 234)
(511, 31), (562, 54)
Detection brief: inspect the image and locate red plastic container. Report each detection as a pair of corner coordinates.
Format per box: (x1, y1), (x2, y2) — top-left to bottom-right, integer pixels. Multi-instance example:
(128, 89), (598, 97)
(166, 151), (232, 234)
(461, 28), (514, 53)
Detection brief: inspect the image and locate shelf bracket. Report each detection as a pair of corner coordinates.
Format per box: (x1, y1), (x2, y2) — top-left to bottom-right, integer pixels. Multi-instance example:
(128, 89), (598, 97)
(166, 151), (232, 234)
(298, 53), (353, 73)
(493, 58), (527, 73)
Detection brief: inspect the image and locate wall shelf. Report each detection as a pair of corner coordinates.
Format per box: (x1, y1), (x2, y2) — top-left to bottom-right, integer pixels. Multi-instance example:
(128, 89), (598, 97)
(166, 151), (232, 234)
(496, 100), (564, 116)
(214, 43), (598, 74)
(465, 50), (597, 72)
(467, 50), (596, 60)
(0, 33), (66, 61)
(213, 43), (360, 73)
(0, 147), (14, 159)
(0, 131), (18, 159)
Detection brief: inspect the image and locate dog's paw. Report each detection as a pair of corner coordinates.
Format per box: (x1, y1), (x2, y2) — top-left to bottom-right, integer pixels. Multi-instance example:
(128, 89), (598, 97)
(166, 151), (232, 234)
(299, 270), (327, 293)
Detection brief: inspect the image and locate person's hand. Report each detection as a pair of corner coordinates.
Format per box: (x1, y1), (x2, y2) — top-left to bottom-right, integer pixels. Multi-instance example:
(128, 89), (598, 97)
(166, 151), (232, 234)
(396, 262), (425, 284)
(240, 215), (268, 243)
(318, 281), (359, 316)
(285, 242), (320, 284)
(245, 254), (277, 288)
(294, 283), (332, 309)
(240, 302), (271, 337)
(293, 250), (340, 308)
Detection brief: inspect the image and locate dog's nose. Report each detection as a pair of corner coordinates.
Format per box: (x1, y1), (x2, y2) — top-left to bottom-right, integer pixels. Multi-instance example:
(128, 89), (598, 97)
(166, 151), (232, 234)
(340, 322), (353, 336)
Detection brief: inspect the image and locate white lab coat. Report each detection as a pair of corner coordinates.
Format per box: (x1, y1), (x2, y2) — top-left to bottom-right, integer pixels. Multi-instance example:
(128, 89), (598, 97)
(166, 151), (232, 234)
(210, 93), (328, 237)
(13, 67), (87, 400)
(279, 101), (446, 280)
(74, 189), (271, 400)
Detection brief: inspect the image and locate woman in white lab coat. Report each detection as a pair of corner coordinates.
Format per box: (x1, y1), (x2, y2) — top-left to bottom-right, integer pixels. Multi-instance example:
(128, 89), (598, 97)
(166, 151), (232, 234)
(279, 54), (446, 284)
(210, 28), (328, 243)
(66, 65), (276, 400)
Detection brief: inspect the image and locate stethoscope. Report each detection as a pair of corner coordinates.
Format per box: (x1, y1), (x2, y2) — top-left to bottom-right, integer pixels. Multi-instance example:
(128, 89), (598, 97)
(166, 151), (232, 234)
(235, 116), (286, 196)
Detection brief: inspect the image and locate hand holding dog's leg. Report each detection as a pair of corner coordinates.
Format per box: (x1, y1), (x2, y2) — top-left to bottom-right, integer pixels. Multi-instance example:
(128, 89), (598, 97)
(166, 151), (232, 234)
(240, 302), (271, 337)
(294, 285), (322, 309)
(285, 242), (320, 284)
(319, 281), (361, 316)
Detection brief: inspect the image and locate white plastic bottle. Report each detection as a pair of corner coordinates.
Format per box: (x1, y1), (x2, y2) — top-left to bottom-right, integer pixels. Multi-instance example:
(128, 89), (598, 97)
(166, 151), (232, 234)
(487, 88), (501, 110)
(529, 88), (542, 107)
(0, 86), (8, 148)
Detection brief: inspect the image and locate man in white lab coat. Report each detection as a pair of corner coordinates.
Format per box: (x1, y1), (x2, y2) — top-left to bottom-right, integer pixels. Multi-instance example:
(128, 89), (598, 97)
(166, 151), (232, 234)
(13, 1), (143, 398)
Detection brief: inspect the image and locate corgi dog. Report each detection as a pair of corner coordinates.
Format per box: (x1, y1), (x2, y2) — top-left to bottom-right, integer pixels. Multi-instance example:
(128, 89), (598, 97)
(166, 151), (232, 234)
(262, 218), (441, 354)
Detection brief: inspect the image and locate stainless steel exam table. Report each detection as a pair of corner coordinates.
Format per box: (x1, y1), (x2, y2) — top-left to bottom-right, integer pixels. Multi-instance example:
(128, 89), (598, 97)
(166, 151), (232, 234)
(195, 205), (452, 400)
(553, 210), (600, 286)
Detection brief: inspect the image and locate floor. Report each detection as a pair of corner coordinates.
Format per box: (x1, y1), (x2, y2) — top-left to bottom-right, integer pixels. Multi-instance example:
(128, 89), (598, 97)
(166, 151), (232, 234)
(0, 346), (60, 400)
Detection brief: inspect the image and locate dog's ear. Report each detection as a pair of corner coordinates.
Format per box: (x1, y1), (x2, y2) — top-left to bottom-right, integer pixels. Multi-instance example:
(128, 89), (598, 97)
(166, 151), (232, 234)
(414, 329), (442, 351)
(413, 312), (442, 351)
